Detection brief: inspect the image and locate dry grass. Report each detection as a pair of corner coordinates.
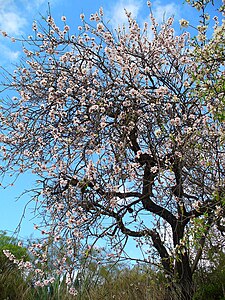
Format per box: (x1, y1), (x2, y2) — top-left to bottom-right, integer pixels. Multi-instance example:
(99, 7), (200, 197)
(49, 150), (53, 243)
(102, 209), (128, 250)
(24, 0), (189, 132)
(0, 264), (169, 300)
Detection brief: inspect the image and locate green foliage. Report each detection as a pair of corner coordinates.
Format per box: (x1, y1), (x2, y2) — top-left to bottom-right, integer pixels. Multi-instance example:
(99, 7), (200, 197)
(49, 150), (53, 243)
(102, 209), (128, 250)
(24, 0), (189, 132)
(0, 231), (29, 272)
(0, 230), (28, 257)
(0, 231), (32, 300)
(193, 250), (225, 300)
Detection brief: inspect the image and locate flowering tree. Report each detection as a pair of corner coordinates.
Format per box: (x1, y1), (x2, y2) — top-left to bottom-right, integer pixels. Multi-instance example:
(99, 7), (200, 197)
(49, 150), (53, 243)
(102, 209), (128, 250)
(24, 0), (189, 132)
(188, 1), (225, 123)
(0, 1), (225, 299)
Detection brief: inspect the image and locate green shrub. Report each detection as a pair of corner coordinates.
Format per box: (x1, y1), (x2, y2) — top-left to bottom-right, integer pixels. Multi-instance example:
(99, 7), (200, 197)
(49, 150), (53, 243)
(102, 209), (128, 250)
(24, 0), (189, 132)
(0, 231), (32, 300)
(193, 250), (225, 300)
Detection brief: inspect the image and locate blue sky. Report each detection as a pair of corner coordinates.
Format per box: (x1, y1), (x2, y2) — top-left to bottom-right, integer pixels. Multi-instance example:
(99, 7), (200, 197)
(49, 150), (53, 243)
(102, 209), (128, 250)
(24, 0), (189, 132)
(0, 0), (221, 241)
(0, 0), (220, 66)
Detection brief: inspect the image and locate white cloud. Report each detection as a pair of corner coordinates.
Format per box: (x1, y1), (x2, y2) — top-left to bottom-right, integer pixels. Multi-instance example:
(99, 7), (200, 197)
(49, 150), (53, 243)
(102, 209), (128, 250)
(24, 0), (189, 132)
(20, 0), (58, 13)
(0, 0), (54, 66)
(0, 0), (27, 35)
(20, 0), (44, 11)
(151, 1), (180, 23)
(106, 0), (180, 34)
(6, 49), (20, 61)
(0, 44), (20, 62)
(0, 0), (14, 8)
(0, 12), (27, 35)
(33, 0), (47, 6)
(107, 0), (143, 29)
(0, 0), (58, 36)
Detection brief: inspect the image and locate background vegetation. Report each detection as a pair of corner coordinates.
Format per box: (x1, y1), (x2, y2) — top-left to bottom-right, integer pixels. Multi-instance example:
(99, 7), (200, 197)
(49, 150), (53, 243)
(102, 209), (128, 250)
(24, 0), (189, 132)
(0, 231), (224, 300)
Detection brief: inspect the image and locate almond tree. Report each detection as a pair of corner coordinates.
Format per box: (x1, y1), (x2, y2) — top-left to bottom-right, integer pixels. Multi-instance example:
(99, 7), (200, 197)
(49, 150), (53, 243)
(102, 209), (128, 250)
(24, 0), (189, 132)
(0, 1), (224, 299)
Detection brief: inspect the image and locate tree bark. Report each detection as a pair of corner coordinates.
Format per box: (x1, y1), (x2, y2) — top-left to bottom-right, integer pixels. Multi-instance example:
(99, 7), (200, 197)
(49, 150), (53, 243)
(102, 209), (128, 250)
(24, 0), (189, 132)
(173, 253), (194, 300)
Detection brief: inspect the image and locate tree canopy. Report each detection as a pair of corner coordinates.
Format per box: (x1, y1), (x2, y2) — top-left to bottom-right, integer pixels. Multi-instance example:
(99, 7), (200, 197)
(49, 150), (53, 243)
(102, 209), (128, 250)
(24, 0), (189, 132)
(0, 1), (224, 299)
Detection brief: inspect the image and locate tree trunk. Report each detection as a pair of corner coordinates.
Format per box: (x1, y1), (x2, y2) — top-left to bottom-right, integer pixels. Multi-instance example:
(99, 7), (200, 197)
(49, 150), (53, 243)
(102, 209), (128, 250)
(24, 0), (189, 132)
(173, 254), (195, 300)
(178, 276), (194, 300)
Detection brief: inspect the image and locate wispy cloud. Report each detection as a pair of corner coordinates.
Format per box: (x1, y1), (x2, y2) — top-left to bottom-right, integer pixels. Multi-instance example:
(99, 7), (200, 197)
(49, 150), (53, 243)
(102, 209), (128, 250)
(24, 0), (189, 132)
(0, 12), (27, 36)
(0, 44), (20, 62)
(20, 0), (59, 14)
(151, 0), (180, 23)
(107, 0), (143, 29)
(0, 0), (27, 35)
(0, 0), (57, 36)
(106, 0), (180, 33)
(0, 0), (53, 66)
